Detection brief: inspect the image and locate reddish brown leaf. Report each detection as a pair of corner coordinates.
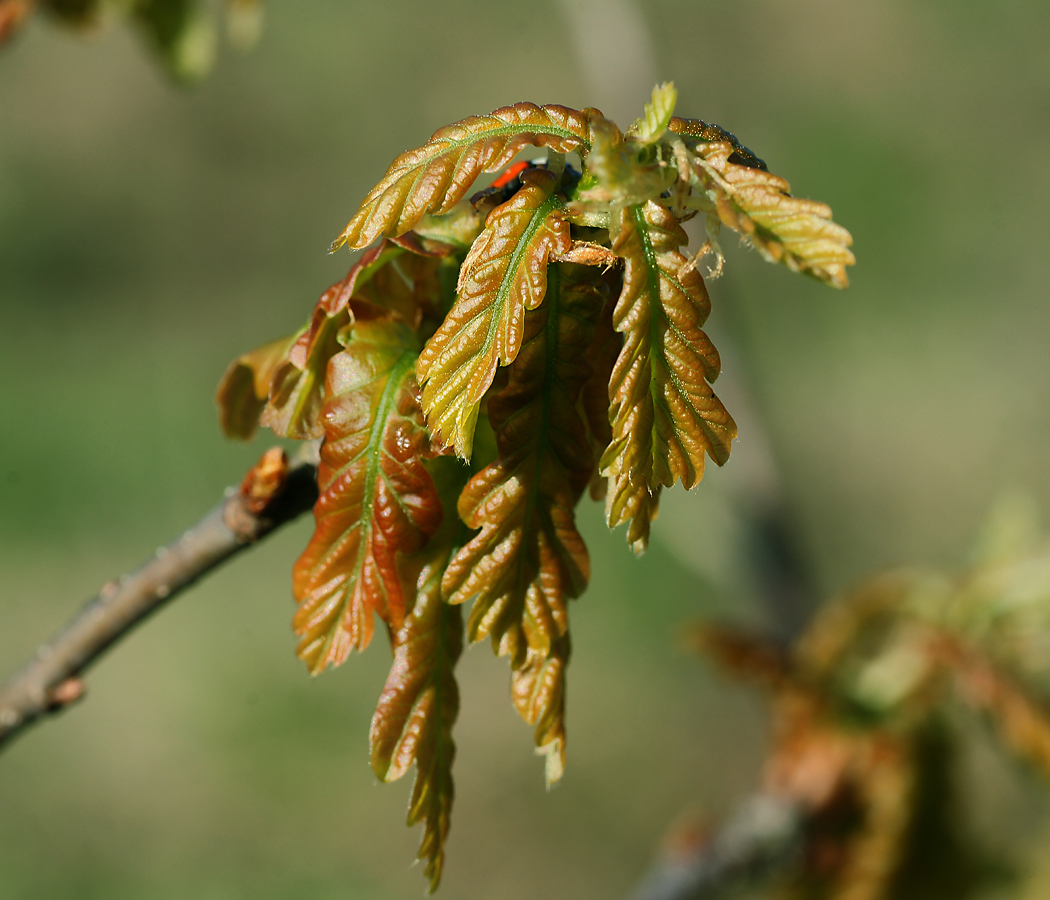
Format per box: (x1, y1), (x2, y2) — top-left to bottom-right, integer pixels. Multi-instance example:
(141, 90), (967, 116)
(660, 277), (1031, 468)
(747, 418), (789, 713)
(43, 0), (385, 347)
(416, 168), (572, 458)
(215, 328), (304, 440)
(261, 243), (443, 439)
(292, 315), (442, 672)
(332, 103), (596, 251)
(371, 549), (463, 893)
(601, 200), (736, 551)
(441, 266), (603, 779)
(578, 275), (622, 500)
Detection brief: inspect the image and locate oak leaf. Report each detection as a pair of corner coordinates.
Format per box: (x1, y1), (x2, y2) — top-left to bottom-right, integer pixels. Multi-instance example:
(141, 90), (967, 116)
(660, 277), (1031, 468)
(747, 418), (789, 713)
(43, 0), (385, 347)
(215, 328), (304, 440)
(371, 548), (463, 893)
(261, 244), (403, 439)
(416, 168), (571, 458)
(602, 200), (736, 551)
(292, 313), (442, 671)
(332, 103), (595, 251)
(441, 266), (603, 778)
(671, 118), (855, 288)
(628, 81), (678, 144)
(512, 634), (571, 787)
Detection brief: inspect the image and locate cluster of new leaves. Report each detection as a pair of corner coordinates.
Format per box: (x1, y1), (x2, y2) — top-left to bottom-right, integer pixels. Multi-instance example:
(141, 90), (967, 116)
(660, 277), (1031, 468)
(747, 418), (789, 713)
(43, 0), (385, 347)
(0, 0), (262, 79)
(217, 84), (853, 891)
(694, 502), (1050, 900)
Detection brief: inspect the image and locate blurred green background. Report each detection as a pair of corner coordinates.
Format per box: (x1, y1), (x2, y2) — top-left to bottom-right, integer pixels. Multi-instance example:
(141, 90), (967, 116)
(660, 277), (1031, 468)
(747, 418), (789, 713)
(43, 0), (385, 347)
(2, 1), (1049, 897)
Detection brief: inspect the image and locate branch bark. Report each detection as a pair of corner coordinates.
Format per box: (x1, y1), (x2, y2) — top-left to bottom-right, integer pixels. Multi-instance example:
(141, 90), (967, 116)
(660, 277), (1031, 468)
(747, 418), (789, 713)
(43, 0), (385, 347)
(625, 794), (803, 900)
(0, 447), (318, 752)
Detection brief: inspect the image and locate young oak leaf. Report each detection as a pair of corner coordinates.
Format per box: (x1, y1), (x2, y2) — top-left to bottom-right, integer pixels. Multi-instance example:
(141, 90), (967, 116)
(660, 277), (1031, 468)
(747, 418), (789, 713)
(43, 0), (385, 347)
(415, 168), (571, 459)
(292, 313), (442, 672)
(602, 200), (737, 552)
(628, 81), (678, 144)
(441, 266), (598, 654)
(512, 633), (571, 787)
(441, 267), (602, 779)
(670, 118), (855, 288)
(577, 272), (623, 500)
(216, 327), (305, 440)
(261, 243), (404, 440)
(371, 548), (463, 893)
(332, 103), (596, 252)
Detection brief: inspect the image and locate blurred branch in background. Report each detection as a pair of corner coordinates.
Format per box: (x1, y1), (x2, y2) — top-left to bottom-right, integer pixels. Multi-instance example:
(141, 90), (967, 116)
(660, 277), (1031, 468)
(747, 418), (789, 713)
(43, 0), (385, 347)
(626, 794), (802, 900)
(0, 446), (316, 752)
(630, 495), (1050, 900)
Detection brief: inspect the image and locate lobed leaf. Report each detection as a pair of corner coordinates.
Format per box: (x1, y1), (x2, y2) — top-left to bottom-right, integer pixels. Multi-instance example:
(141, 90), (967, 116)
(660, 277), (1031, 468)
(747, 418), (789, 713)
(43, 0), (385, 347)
(371, 548), (463, 893)
(261, 243), (447, 439)
(260, 244), (400, 439)
(416, 169), (571, 458)
(215, 328), (304, 439)
(292, 314), (442, 671)
(512, 634), (571, 787)
(332, 103), (595, 251)
(671, 118), (855, 288)
(628, 81), (678, 144)
(601, 200), (736, 551)
(441, 266), (603, 778)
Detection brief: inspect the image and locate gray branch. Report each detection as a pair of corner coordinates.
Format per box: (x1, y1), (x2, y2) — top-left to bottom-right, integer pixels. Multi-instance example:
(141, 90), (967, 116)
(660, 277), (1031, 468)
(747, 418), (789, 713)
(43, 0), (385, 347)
(625, 794), (803, 900)
(0, 450), (318, 752)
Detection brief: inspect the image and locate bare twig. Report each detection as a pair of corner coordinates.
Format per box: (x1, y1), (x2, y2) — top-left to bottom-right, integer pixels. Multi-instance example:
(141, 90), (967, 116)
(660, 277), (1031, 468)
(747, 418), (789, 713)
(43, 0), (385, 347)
(625, 794), (803, 900)
(0, 447), (318, 752)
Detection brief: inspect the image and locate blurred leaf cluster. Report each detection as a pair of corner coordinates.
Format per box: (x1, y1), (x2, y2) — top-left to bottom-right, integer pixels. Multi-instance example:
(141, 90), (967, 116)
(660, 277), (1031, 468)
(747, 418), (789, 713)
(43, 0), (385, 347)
(0, 0), (261, 80)
(694, 495), (1050, 899)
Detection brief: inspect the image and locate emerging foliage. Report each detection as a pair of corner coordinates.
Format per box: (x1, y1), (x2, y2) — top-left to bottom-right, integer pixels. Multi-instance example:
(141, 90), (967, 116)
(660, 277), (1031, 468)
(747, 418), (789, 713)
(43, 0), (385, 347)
(371, 547), (462, 892)
(217, 83), (853, 890)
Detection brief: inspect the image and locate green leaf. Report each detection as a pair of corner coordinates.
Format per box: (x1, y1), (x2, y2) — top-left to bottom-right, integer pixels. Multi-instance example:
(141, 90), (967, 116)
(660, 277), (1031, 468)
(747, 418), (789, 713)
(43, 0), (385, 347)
(332, 103), (596, 251)
(601, 201), (736, 551)
(629, 81), (678, 144)
(292, 314), (442, 671)
(416, 168), (571, 458)
(573, 116), (675, 211)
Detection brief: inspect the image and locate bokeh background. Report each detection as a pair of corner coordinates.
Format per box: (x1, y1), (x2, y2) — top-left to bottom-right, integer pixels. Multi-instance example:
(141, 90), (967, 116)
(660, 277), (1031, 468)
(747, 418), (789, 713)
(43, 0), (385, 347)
(2, 1), (1049, 897)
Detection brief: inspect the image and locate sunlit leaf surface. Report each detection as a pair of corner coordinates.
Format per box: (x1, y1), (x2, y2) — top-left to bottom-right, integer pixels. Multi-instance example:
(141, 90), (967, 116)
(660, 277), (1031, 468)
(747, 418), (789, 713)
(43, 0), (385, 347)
(416, 169), (571, 458)
(332, 103), (595, 251)
(671, 117), (855, 288)
(601, 200), (736, 551)
(292, 314), (442, 671)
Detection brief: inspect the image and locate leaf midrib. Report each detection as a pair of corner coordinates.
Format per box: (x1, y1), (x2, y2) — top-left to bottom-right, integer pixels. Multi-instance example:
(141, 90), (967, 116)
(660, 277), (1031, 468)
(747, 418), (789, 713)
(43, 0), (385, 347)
(316, 350), (416, 664)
